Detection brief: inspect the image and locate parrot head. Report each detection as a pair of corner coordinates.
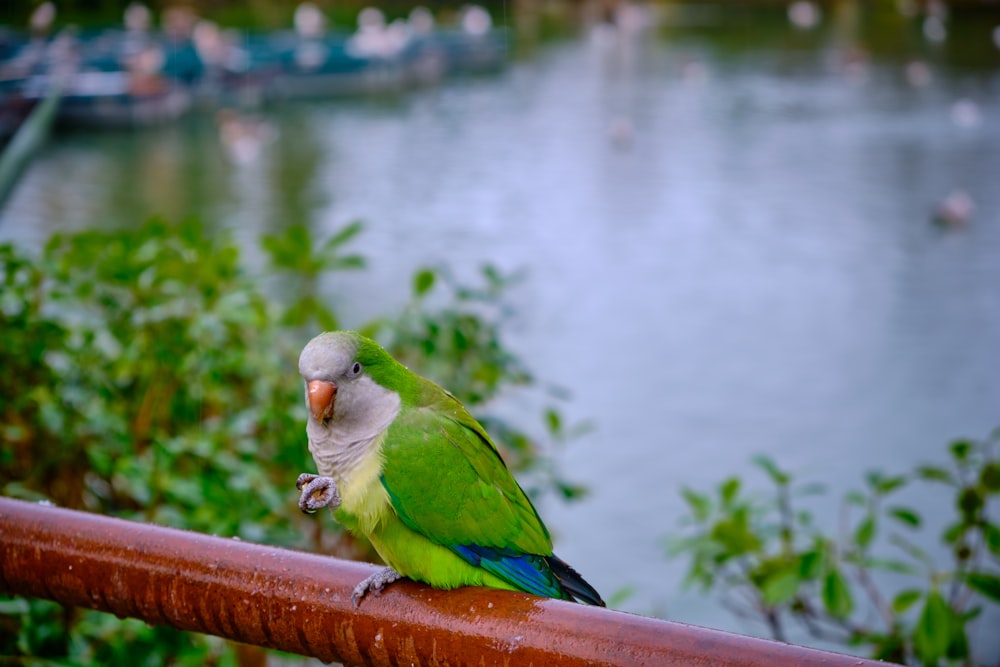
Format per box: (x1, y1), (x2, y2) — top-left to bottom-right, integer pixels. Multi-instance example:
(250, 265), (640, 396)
(297, 331), (403, 434)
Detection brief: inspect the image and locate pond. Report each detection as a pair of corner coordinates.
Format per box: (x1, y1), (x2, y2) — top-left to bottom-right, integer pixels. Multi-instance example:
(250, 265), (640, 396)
(2, 2), (999, 657)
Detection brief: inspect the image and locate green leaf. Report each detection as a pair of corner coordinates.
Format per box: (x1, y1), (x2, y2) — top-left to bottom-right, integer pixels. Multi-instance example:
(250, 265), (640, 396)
(681, 488), (711, 523)
(711, 509), (761, 555)
(946, 618), (969, 661)
(328, 254), (366, 271)
(913, 590), (951, 665)
(482, 263), (503, 286)
(413, 268), (437, 297)
(984, 522), (1000, 555)
(916, 465), (955, 485)
(864, 471), (906, 496)
(752, 455), (790, 486)
(891, 589), (922, 614)
(887, 506), (921, 528)
(719, 477), (740, 505)
(876, 475), (907, 496)
(323, 219), (365, 249)
(854, 515), (876, 550)
(964, 572), (1000, 603)
(843, 490), (867, 507)
(822, 569), (853, 619)
(981, 462), (1000, 492)
(556, 481), (588, 501)
(544, 408), (562, 436)
(762, 568), (800, 606)
(262, 223), (314, 271)
(863, 557), (919, 576)
(949, 439), (973, 462)
(957, 486), (983, 519)
(798, 549), (823, 579)
(942, 521), (966, 545)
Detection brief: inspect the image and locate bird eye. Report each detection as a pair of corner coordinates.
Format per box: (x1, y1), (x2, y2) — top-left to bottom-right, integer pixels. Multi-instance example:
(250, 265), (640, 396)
(348, 362), (362, 377)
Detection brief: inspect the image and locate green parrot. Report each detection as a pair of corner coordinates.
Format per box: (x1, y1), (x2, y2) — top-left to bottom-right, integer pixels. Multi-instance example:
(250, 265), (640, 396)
(295, 330), (605, 607)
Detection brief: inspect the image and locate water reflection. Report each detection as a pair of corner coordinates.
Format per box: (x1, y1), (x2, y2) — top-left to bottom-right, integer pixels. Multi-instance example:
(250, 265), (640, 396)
(2, 2), (1000, 657)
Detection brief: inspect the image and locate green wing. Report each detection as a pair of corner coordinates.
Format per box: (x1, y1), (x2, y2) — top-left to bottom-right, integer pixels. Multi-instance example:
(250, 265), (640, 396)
(380, 385), (553, 556)
(380, 385), (570, 598)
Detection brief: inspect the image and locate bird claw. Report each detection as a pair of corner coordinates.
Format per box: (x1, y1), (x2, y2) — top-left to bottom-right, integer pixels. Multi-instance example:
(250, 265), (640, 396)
(352, 567), (402, 607)
(296, 473), (341, 514)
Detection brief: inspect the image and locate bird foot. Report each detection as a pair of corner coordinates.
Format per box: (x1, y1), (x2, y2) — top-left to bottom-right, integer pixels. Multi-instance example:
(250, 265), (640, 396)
(296, 473), (341, 514)
(352, 566), (403, 607)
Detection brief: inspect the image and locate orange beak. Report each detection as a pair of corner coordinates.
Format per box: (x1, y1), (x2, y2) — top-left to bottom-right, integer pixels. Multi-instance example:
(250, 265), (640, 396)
(307, 380), (337, 422)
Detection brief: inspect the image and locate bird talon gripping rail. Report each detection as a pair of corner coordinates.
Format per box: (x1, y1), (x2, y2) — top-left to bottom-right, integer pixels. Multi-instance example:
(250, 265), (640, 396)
(0, 497), (894, 667)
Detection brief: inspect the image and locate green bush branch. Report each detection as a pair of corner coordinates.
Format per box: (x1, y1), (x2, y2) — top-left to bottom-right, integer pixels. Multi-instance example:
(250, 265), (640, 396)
(668, 432), (1000, 665)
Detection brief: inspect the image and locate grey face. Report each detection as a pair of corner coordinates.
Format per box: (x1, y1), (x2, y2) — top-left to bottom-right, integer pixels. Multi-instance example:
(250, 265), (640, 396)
(298, 332), (401, 437)
(298, 332), (358, 383)
(297, 333), (401, 479)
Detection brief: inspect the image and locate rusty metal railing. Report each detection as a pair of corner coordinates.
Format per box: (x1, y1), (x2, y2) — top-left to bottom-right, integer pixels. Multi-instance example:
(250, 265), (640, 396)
(0, 497), (891, 666)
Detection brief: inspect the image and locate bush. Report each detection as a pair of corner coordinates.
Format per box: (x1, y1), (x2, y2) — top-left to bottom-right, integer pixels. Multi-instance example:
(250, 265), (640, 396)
(668, 432), (1000, 665)
(0, 217), (584, 664)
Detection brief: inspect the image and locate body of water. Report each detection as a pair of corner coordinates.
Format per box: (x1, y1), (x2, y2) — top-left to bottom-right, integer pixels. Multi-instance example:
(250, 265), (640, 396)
(3, 6), (1000, 657)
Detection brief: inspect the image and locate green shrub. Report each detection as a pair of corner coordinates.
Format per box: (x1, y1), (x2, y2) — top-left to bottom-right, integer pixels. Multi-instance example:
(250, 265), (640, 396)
(0, 217), (583, 664)
(669, 432), (1000, 665)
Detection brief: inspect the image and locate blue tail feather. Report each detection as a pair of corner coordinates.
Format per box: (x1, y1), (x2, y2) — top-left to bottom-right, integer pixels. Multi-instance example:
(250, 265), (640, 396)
(451, 544), (566, 600)
(450, 544), (606, 605)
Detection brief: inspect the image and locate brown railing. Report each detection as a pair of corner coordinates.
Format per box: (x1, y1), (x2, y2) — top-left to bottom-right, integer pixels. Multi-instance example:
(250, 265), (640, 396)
(0, 497), (891, 666)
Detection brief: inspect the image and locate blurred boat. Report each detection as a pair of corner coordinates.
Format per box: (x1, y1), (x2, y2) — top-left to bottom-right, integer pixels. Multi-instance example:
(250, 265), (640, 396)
(0, 4), (509, 129)
(4, 29), (193, 129)
(21, 70), (190, 128)
(261, 30), (409, 100)
(252, 32), (507, 101)
(257, 4), (507, 99)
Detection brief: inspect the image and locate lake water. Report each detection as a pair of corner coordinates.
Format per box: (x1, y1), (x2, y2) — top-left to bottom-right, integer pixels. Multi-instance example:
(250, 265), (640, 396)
(2, 6), (999, 657)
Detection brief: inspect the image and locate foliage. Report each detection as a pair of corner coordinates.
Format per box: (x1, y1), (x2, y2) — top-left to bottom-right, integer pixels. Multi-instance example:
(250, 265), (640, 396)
(668, 432), (1000, 665)
(373, 264), (530, 407)
(0, 217), (584, 664)
(366, 264), (593, 502)
(1, 218), (305, 539)
(262, 220), (365, 331)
